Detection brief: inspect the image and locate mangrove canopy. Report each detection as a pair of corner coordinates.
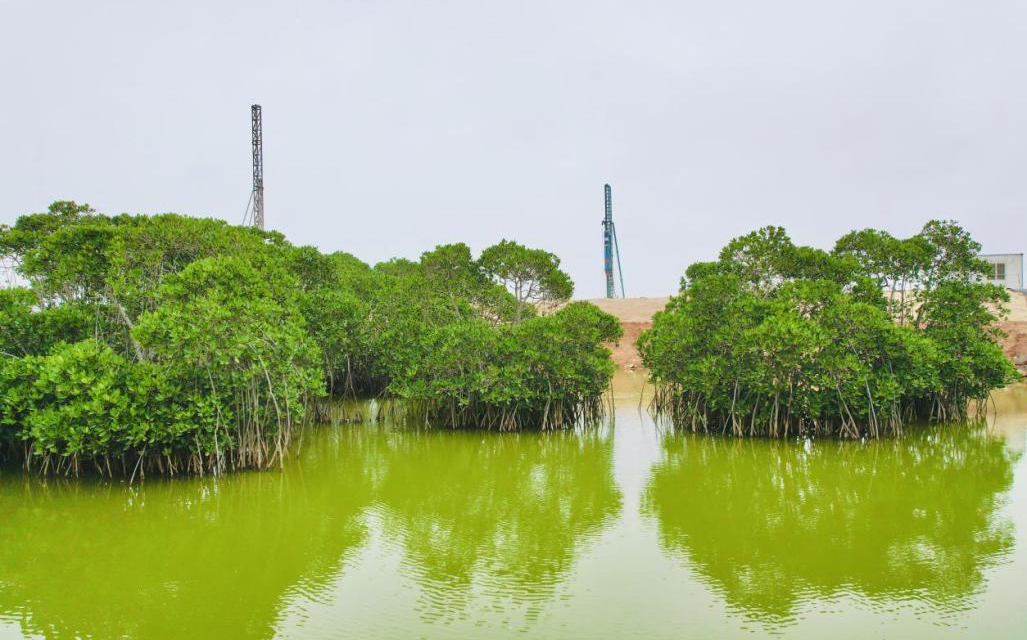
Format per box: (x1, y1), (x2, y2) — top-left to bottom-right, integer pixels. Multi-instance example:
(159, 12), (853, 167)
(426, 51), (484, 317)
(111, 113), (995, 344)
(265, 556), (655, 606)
(0, 202), (621, 476)
(638, 222), (1019, 438)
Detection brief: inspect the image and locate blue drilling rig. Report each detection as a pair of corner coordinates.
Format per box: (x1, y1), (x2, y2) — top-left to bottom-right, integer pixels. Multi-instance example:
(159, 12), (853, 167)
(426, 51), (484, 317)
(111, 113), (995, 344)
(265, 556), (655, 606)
(603, 184), (626, 298)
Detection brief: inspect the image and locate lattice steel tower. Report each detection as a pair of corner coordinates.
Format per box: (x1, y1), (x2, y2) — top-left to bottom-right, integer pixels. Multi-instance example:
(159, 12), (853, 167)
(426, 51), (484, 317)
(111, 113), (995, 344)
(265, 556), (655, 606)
(251, 104), (264, 230)
(602, 184), (625, 298)
(0, 256), (16, 289)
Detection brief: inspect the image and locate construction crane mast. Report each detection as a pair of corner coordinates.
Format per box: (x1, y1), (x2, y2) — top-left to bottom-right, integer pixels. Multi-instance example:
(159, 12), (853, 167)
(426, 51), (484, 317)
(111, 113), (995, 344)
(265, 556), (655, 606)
(251, 104), (264, 230)
(602, 184), (625, 298)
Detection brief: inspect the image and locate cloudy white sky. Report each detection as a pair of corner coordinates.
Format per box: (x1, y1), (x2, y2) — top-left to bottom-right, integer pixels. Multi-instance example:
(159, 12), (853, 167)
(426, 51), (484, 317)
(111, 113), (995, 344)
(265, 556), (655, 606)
(2, 0), (1025, 297)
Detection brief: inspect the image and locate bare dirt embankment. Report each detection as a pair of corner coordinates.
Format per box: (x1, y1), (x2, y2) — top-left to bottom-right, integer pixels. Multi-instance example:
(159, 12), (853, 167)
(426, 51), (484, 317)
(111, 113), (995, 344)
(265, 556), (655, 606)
(581, 297), (668, 370)
(997, 290), (1027, 372)
(584, 291), (1027, 374)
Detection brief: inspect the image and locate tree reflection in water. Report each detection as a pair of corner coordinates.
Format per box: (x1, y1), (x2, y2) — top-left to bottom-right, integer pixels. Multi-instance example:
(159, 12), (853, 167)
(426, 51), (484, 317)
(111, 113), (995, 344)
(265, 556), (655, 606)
(374, 427), (621, 623)
(0, 427), (379, 640)
(0, 422), (623, 638)
(642, 426), (1019, 626)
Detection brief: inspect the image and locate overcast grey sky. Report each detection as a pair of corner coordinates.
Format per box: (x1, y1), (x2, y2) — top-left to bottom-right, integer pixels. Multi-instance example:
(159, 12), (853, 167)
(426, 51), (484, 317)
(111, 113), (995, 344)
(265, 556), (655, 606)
(2, 0), (1025, 297)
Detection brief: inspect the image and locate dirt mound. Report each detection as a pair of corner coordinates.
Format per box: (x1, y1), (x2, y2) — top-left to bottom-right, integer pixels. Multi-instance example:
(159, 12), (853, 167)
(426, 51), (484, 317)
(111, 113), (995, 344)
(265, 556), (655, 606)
(578, 298), (666, 369)
(578, 298), (668, 369)
(999, 291), (1027, 374)
(610, 322), (650, 370)
(1004, 289), (1027, 321)
(999, 320), (1027, 368)
(582, 297), (670, 323)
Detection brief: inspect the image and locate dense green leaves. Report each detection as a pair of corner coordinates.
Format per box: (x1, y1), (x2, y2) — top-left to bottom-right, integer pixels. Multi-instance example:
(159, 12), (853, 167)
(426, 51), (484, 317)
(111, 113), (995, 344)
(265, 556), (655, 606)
(640, 222), (1018, 438)
(133, 257), (323, 469)
(390, 302), (622, 430)
(0, 288), (92, 357)
(0, 341), (224, 475)
(0, 201), (618, 474)
(479, 239), (573, 321)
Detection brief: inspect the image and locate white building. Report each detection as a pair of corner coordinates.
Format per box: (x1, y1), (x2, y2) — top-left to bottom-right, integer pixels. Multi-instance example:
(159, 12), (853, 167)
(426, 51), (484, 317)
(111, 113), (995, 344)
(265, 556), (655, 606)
(979, 253), (1024, 291)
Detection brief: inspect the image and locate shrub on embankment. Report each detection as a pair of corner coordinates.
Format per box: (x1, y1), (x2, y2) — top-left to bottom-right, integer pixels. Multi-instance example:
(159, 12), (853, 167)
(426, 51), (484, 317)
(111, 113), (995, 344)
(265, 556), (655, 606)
(0, 203), (618, 475)
(638, 222), (1020, 438)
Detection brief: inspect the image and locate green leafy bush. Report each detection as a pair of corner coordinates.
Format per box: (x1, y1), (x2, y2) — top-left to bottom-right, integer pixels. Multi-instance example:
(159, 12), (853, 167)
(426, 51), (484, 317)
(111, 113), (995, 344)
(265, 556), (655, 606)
(639, 223), (1018, 437)
(0, 288), (93, 357)
(0, 201), (616, 474)
(392, 302), (622, 430)
(133, 256), (324, 470)
(0, 341), (223, 476)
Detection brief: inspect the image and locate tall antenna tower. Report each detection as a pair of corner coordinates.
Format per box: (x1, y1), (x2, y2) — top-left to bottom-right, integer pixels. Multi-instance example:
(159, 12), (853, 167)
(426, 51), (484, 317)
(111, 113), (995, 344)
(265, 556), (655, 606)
(602, 184), (626, 298)
(251, 104), (264, 230)
(0, 256), (16, 289)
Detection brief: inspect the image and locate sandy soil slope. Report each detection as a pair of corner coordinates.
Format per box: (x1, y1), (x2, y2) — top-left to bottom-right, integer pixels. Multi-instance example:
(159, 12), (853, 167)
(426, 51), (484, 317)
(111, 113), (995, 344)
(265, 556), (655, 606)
(580, 298), (668, 370)
(997, 289), (1027, 370)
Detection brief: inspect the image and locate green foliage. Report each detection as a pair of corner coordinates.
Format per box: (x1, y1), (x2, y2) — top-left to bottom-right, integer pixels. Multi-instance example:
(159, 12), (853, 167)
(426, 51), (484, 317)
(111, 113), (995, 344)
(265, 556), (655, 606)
(0, 203), (121, 304)
(0, 356), (35, 451)
(0, 288), (92, 357)
(19, 341), (156, 461)
(133, 257), (324, 469)
(0, 340), (224, 475)
(479, 239), (573, 321)
(640, 221), (1019, 438)
(0, 202), (96, 261)
(355, 243), (613, 431)
(421, 243), (519, 322)
(390, 302), (621, 430)
(0, 207), (322, 474)
(0, 201), (617, 474)
(105, 213), (281, 321)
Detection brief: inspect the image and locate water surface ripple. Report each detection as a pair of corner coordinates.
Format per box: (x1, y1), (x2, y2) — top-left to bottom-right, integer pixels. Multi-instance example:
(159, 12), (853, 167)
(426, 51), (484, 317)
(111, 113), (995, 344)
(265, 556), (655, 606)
(0, 381), (1025, 639)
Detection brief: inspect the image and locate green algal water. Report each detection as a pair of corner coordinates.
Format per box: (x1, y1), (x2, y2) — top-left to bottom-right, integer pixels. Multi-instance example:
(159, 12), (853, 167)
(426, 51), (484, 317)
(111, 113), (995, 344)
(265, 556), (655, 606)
(0, 383), (1025, 640)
